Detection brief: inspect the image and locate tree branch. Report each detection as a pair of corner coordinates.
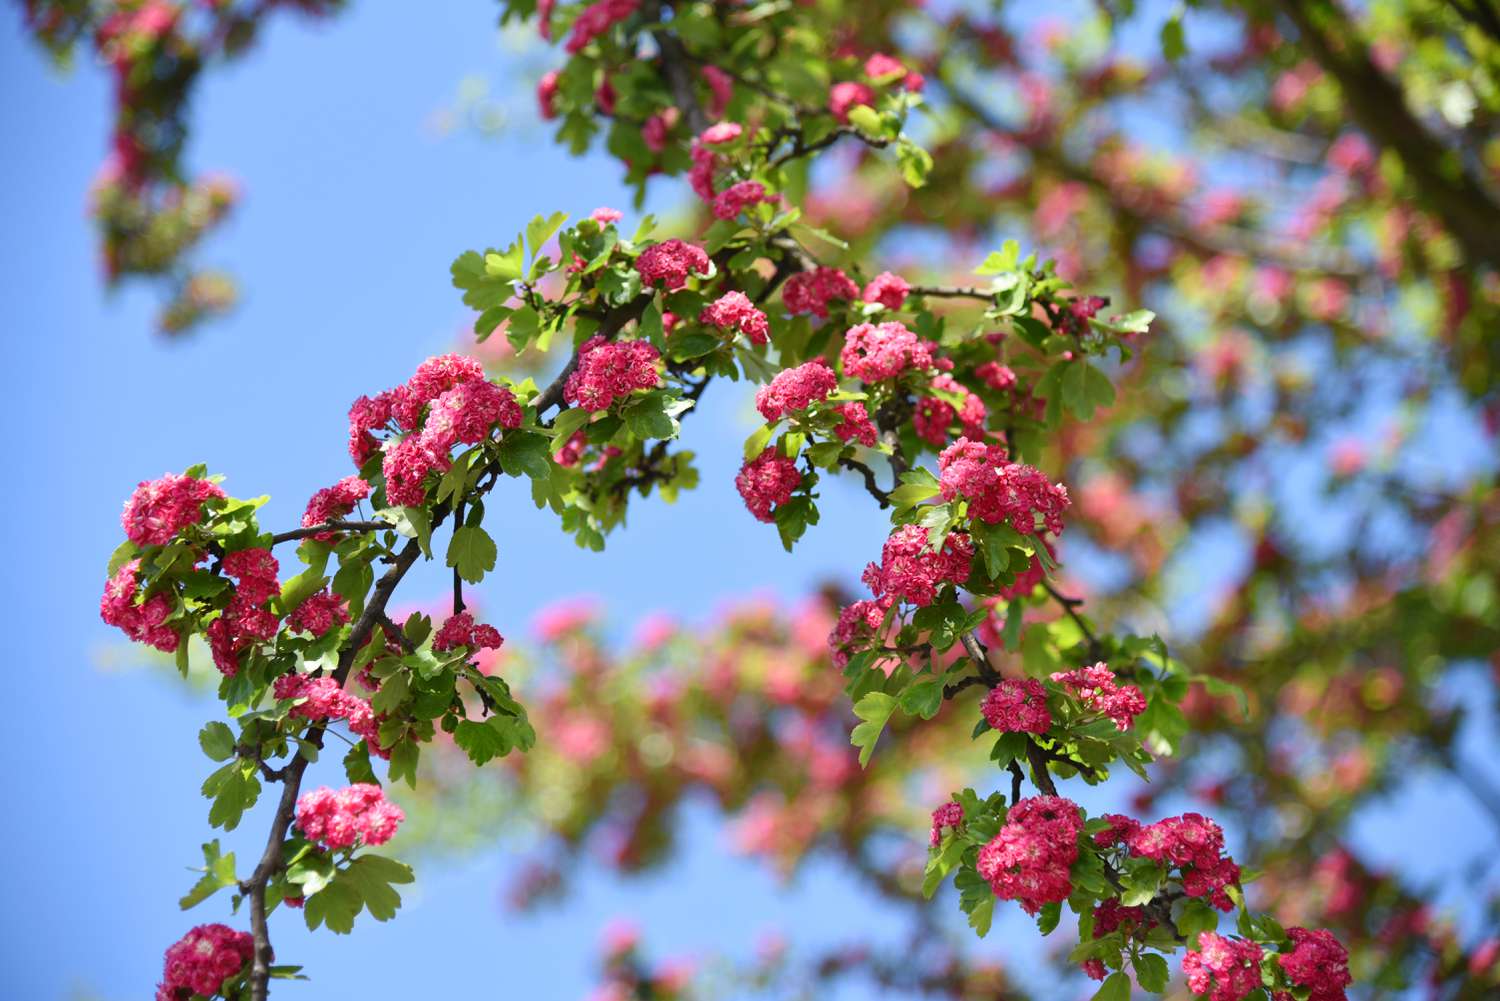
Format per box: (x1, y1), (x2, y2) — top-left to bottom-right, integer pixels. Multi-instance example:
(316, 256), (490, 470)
(269, 520), (390, 546)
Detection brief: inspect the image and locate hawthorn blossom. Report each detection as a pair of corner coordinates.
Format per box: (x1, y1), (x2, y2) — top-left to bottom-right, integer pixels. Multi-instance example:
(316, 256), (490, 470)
(832, 401), (878, 446)
(432, 610), (505, 652)
(699, 121), (742, 145)
(976, 360), (1017, 391)
(301, 475), (370, 540)
(976, 795), (1081, 913)
(701, 65), (733, 115)
(1277, 927), (1352, 1001)
(840, 320), (936, 382)
(713, 179), (770, 220)
(565, 0), (638, 54)
(1050, 662), (1146, 731)
(537, 70), (560, 120)
(700, 290), (769, 345)
(827, 596), (892, 667)
(122, 472), (224, 546)
(286, 590), (349, 638)
(754, 359), (838, 421)
(861, 523), (972, 607)
(591, 206), (622, 225)
(563, 336), (662, 411)
(206, 547), (282, 675)
(1183, 933), (1264, 1001)
(929, 801), (964, 846)
(295, 783), (404, 851)
(862, 271), (910, 310)
(913, 373), (986, 445)
(981, 677), (1052, 733)
(736, 449), (801, 522)
(635, 238), (710, 290)
(1125, 812), (1242, 910)
(782, 266), (859, 318)
(100, 559), (178, 652)
(156, 924), (254, 1001)
(937, 437), (1070, 535)
(829, 81), (875, 123)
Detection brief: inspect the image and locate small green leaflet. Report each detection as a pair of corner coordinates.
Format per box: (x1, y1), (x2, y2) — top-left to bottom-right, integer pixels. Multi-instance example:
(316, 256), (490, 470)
(850, 692), (897, 767)
(179, 840), (238, 910)
(198, 721), (235, 762)
(446, 525), (497, 584)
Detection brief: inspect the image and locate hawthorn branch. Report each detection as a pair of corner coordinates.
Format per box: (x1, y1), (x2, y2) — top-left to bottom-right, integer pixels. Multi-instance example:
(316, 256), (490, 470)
(1040, 579), (1104, 661)
(839, 457), (891, 507)
(269, 520), (390, 546)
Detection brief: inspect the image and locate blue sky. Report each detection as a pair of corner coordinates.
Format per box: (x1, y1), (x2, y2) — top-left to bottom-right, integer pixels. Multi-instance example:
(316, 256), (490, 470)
(2, 4), (1498, 1000)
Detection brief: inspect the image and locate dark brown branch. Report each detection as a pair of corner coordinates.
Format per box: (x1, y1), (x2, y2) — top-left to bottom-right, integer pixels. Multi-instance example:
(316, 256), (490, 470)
(269, 520), (390, 546)
(1040, 579), (1104, 660)
(839, 457), (890, 507)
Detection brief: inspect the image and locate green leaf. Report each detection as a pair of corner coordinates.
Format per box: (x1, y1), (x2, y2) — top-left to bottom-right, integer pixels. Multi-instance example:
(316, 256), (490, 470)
(896, 141), (934, 188)
(1093, 971), (1131, 1001)
(845, 104), (882, 137)
(624, 397), (678, 440)
(198, 722), (236, 762)
(850, 692), (898, 767)
(204, 763), (260, 832)
(525, 211), (568, 260)
(743, 424), (775, 461)
(899, 677), (945, 720)
(1136, 953), (1171, 993)
(179, 840), (238, 910)
(1160, 13), (1187, 62)
(446, 525), (497, 584)
(303, 878), (362, 934)
(498, 432), (553, 481)
(550, 408), (591, 452)
(341, 854), (414, 922)
(967, 895), (994, 937)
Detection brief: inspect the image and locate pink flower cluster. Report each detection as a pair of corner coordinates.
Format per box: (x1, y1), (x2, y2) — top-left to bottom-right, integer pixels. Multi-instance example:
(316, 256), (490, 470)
(565, 0), (637, 54)
(841, 320), (935, 382)
(980, 677), (1052, 733)
(828, 596), (892, 667)
(929, 801), (964, 846)
(1098, 812), (1242, 910)
(536, 70), (559, 120)
(301, 475), (370, 541)
(206, 548), (281, 676)
(274, 673), (386, 756)
(1183, 933), (1264, 1001)
(700, 291), (769, 345)
(833, 401), (878, 445)
(755, 359), (838, 421)
(860, 523), (973, 607)
(937, 437), (1070, 535)
(286, 590), (349, 638)
(713, 179), (770, 220)
(914, 373), (986, 445)
(562, 336), (662, 411)
(862, 271), (910, 310)
(736, 449), (802, 523)
(350, 354), (523, 506)
(782, 266), (859, 318)
(101, 560), (179, 652)
(1050, 662), (1146, 731)
(122, 472), (224, 546)
(432, 610), (505, 653)
(829, 81), (875, 123)
(976, 795), (1082, 914)
(976, 361), (1017, 391)
(1055, 294), (1107, 336)
(635, 238), (710, 290)
(156, 923), (254, 1001)
(1277, 927), (1351, 1001)
(294, 783), (404, 851)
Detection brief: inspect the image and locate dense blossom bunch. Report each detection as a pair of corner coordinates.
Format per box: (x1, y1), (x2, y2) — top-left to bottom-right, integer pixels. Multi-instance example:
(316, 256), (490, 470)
(937, 438), (1070, 535)
(1276, 927), (1352, 1001)
(832, 401), (878, 445)
(122, 472), (225, 547)
(431, 610), (505, 653)
(206, 548), (282, 675)
(286, 590), (349, 638)
(861, 271), (910, 310)
(828, 81), (875, 123)
(914, 373), (986, 445)
(156, 923), (254, 1001)
(1116, 812), (1242, 910)
(347, 389), (398, 465)
(562, 336), (662, 411)
(735, 449), (802, 523)
(699, 291), (769, 345)
(976, 795), (1082, 914)
(980, 677), (1052, 733)
(273, 673), (385, 755)
(840, 321), (936, 382)
(634, 239), (710, 290)
(754, 359), (838, 421)
(712, 180), (770, 220)
(1050, 663), (1146, 731)
(976, 360), (1017, 391)
(1182, 933), (1265, 1001)
(781, 266), (859, 318)
(860, 524), (973, 607)
(827, 596), (892, 667)
(301, 475), (370, 541)
(294, 784), (405, 851)
(929, 801), (964, 846)
(100, 560), (179, 652)
(564, 0), (637, 54)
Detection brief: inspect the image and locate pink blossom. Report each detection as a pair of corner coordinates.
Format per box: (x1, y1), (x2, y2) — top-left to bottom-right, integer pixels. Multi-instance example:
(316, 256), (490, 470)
(562, 336), (662, 411)
(635, 239), (710, 290)
(864, 53), (907, 81)
(929, 801), (964, 846)
(712, 179), (770, 220)
(700, 290), (769, 345)
(1127, 812), (1241, 910)
(688, 143), (718, 201)
(736, 449), (801, 522)
(701, 66), (734, 117)
(156, 924), (253, 1001)
(755, 359), (838, 421)
(827, 596), (892, 667)
(301, 476), (370, 541)
(1183, 933), (1263, 1001)
(699, 122), (742, 145)
(829, 81), (876, 123)
(981, 677), (1052, 733)
(432, 610), (506, 653)
(565, 0), (638, 55)
(100, 559), (179, 652)
(591, 207), (623, 225)
(976, 795), (1081, 914)
(861, 271), (910, 310)
(642, 109), (676, 153)
(783, 266), (860, 318)
(833, 401), (878, 446)
(537, 70), (560, 120)
(937, 437), (1070, 535)
(122, 472), (225, 547)
(347, 389), (398, 466)
(1050, 662), (1145, 731)
(1277, 928), (1351, 1001)
(861, 523), (972, 607)
(840, 320), (935, 382)
(382, 433), (448, 508)
(295, 784), (405, 851)
(914, 373), (986, 445)
(287, 590), (349, 638)
(976, 361), (1017, 391)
